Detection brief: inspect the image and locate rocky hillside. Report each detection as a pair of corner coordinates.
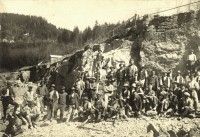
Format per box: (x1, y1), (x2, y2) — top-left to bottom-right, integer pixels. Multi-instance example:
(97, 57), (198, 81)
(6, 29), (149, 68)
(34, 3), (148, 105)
(52, 9), (200, 89)
(140, 10), (200, 73)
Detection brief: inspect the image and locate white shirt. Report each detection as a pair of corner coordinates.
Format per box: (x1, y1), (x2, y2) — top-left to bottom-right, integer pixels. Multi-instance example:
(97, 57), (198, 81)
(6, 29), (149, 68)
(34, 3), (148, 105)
(187, 54), (196, 61)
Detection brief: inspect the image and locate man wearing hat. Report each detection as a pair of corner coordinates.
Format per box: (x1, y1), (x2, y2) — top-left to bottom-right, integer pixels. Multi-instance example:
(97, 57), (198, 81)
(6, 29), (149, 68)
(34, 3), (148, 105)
(144, 82), (158, 112)
(22, 83), (37, 107)
(66, 87), (79, 122)
(21, 101), (41, 129)
(93, 93), (104, 122)
(138, 63), (148, 88)
(116, 63), (126, 92)
(79, 96), (92, 122)
(46, 84), (59, 121)
(106, 66), (116, 82)
(174, 71), (185, 85)
(1, 82), (19, 122)
(88, 77), (97, 101)
(36, 80), (48, 113)
(160, 71), (172, 89)
(179, 92), (194, 118)
(104, 80), (115, 109)
(54, 86), (67, 122)
(144, 70), (159, 92)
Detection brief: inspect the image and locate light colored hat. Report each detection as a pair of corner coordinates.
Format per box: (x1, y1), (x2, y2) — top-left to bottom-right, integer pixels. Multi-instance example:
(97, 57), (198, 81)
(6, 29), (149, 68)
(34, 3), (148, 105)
(124, 83), (129, 87)
(184, 92), (190, 97)
(28, 82), (33, 88)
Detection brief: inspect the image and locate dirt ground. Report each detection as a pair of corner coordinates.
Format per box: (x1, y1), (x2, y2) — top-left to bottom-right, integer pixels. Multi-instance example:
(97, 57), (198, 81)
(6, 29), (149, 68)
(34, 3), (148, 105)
(1, 84), (200, 137)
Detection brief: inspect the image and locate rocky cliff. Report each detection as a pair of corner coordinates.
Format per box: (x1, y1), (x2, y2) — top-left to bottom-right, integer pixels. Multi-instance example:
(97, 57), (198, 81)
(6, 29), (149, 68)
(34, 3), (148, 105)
(53, 10), (200, 89)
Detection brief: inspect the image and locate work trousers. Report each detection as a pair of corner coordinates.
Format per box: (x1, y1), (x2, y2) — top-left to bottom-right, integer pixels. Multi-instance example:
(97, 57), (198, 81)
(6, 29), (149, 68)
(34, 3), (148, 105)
(2, 96), (19, 119)
(54, 104), (66, 121)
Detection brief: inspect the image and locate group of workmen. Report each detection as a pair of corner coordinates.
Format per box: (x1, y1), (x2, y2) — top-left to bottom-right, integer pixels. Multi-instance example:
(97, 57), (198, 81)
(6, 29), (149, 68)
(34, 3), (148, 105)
(0, 49), (199, 136)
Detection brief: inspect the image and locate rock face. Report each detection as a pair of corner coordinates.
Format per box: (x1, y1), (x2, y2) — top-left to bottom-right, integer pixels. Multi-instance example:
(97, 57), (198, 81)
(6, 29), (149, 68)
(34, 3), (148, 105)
(140, 10), (200, 73)
(53, 10), (200, 89)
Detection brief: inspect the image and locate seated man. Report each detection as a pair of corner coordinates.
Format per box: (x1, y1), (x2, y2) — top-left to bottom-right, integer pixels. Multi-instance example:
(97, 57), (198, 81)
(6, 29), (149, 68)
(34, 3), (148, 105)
(92, 93), (104, 123)
(131, 91), (143, 117)
(179, 92), (194, 119)
(21, 102), (41, 129)
(79, 96), (92, 122)
(165, 89), (178, 116)
(3, 113), (23, 137)
(144, 82), (158, 112)
(1, 82), (19, 122)
(157, 89), (169, 115)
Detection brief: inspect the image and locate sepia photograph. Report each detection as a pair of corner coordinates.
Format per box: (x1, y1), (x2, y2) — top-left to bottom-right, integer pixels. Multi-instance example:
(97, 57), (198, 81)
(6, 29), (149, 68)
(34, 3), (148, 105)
(1, 0), (200, 136)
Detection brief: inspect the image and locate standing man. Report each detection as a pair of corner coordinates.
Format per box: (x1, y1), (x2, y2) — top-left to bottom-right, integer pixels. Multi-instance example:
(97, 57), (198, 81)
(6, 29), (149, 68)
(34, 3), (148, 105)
(116, 63), (126, 92)
(74, 76), (85, 98)
(46, 84), (59, 122)
(127, 59), (138, 85)
(174, 71), (185, 85)
(187, 50), (197, 72)
(1, 82), (19, 122)
(66, 87), (79, 122)
(22, 83), (37, 107)
(36, 80), (48, 113)
(54, 86), (67, 123)
(144, 70), (159, 93)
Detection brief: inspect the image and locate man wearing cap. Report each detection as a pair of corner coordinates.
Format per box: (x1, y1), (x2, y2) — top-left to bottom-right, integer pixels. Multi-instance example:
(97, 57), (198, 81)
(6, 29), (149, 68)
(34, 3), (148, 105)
(22, 83), (37, 107)
(21, 101), (41, 129)
(66, 87), (79, 122)
(46, 84), (59, 121)
(121, 83), (131, 116)
(54, 86), (67, 122)
(179, 92), (194, 118)
(1, 82), (19, 122)
(36, 80), (48, 113)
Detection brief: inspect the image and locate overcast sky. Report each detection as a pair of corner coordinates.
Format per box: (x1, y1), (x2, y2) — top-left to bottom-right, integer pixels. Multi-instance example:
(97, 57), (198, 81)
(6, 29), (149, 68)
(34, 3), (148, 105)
(0, 0), (199, 31)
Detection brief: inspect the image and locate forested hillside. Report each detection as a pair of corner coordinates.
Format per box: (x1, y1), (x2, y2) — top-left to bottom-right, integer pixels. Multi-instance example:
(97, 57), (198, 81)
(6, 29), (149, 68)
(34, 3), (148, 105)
(0, 13), (122, 71)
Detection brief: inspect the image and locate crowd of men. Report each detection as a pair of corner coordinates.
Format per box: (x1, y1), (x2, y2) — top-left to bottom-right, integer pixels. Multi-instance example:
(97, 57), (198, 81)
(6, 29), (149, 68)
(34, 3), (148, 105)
(0, 48), (200, 136)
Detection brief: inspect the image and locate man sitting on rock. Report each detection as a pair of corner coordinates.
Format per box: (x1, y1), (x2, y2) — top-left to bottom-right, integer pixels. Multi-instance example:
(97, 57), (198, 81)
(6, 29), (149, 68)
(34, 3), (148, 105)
(20, 101), (41, 129)
(79, 96), (92, 122)
(92, 93), (104, 123)
(1, 82), (19, 123)
(178, 92), (194, 120)
(144, 82), (158, 113)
